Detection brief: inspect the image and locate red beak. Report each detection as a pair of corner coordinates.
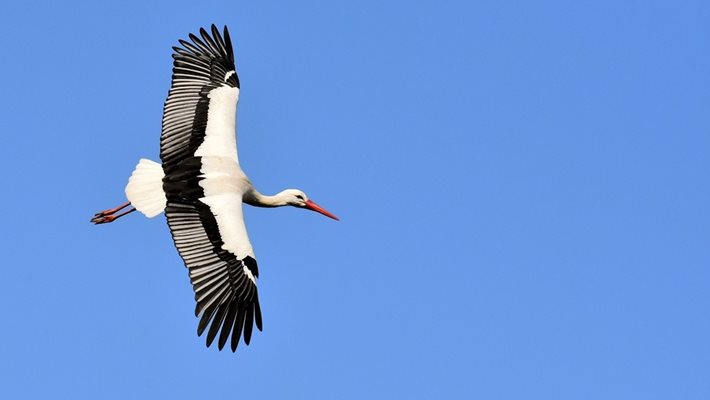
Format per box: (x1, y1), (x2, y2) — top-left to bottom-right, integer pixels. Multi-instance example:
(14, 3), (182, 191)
(304, 200), (339, 221)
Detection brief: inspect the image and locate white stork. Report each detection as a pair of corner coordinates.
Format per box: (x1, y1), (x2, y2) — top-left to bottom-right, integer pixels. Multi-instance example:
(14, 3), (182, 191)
(91, 25), (338, 352)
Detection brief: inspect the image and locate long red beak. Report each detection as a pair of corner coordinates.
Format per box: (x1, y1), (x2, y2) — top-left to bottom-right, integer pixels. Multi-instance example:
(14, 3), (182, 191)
(304, 200), (339, 221)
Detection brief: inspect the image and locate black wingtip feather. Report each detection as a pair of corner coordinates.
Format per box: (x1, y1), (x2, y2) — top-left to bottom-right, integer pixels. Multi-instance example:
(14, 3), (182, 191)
(255, 299), (263, 332)
(244, 305), (254, 345)
(231, 307), (246, 352)
(218, 303), (238, 351)
(223, 26), (234, 65)
(211, 25), (229, 59)
(206, 303), (229, 348)
(199, 27), (218, 54)
(211, 24), (222, 43)
(197, 302), (218, 336)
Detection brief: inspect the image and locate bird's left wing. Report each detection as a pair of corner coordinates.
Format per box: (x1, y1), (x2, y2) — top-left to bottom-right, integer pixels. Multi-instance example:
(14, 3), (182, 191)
(164, 157), (262, 352)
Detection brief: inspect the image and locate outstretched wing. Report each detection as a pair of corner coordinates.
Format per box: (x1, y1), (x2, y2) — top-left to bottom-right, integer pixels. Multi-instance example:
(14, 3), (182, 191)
(160, 24), (241, 169)
(160, 26), (261, 352)
(164, 194), (262, 352)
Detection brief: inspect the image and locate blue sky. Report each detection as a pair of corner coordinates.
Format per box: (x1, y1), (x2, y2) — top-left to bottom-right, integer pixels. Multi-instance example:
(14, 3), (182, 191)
(1, 1), (708, 398)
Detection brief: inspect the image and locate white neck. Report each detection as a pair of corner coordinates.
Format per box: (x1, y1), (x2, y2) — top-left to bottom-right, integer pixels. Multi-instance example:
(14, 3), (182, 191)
(243, 189), (290, 208)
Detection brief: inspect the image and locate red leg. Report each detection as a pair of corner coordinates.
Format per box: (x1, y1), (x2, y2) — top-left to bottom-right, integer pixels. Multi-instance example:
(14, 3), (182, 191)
(91, 203), (136, 224)
(93, 201), (131, 217)
(92, 207), (136, 224)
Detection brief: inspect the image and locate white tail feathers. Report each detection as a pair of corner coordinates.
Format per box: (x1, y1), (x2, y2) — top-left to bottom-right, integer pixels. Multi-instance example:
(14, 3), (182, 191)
(125, 159), (166, 218)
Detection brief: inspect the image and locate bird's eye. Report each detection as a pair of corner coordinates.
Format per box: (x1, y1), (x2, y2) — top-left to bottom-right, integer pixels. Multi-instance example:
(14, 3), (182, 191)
(295, 195), (304, 200)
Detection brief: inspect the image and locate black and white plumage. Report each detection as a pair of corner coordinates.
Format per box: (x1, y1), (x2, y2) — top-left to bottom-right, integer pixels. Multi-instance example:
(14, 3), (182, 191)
(92, 25), (338, 353)
(161, 26), (260, 352)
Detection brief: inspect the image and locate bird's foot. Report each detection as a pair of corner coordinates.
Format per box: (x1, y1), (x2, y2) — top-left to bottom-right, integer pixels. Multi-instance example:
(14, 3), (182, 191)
(91, 214), (118, 224)
(93, 202), (131, 218)
(91, 202), (135, 224)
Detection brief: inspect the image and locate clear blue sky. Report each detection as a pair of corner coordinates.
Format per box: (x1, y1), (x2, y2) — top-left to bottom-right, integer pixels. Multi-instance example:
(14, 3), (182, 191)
(1, 1), (708, 398)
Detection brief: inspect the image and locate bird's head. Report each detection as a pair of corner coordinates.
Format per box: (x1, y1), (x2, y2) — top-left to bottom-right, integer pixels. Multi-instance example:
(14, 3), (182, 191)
(280, 189), (339, 221)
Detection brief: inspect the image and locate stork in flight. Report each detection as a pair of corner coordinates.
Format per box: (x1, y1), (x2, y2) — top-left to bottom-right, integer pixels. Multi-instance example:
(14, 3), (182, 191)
(91, 25), (338, 352)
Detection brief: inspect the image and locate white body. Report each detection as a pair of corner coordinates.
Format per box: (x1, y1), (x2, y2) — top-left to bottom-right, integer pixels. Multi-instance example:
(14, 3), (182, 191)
(125, 85), (257, 260)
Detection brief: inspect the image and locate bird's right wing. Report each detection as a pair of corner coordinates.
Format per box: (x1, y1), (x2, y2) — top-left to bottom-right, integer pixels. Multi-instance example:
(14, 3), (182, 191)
(160, 25), (242, 170)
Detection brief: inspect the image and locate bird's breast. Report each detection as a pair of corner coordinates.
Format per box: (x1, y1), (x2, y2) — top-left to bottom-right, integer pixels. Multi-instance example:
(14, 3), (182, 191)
(198, 156), (252, 197)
